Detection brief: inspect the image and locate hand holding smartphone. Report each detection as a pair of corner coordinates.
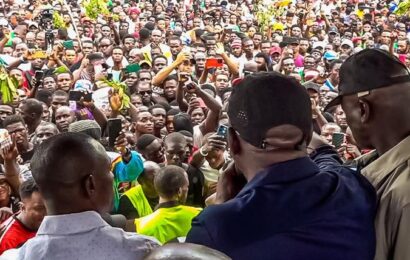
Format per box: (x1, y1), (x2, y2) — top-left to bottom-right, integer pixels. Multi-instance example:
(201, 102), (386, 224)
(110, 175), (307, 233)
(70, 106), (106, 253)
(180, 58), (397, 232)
(332, 133), (345, 149)
(108, 118), (122, 148)
(205, 58), (223, 68)
(216, 124), (229, 140)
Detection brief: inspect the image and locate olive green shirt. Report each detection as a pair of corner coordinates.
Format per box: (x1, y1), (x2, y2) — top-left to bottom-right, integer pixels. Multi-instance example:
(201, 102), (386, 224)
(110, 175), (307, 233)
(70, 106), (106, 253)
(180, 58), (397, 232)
(357, 136), (410, 260)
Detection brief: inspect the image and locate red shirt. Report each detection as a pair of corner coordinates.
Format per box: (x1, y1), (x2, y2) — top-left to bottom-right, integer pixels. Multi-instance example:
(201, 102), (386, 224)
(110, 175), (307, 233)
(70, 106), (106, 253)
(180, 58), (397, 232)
(0, 215), (36, 254)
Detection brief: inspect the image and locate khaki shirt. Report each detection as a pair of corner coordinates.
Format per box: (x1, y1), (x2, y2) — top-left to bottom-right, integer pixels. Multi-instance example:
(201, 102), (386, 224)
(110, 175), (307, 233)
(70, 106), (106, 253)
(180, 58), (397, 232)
(357, 136), (410, 260)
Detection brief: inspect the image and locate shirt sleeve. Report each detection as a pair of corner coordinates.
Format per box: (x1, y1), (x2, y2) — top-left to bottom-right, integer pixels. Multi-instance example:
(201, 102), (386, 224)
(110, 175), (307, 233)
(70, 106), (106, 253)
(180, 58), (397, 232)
(310, 145), (343, 170)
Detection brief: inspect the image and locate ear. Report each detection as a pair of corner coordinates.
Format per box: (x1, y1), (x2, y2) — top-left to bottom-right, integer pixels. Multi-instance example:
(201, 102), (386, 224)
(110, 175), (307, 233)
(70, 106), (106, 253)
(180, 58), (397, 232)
(131, 121), (137, 129)
(228, 127), (241, 156)
(20, 202), (26, 212)
(358, 99), (371, 124)
(83, 174), (96, 198)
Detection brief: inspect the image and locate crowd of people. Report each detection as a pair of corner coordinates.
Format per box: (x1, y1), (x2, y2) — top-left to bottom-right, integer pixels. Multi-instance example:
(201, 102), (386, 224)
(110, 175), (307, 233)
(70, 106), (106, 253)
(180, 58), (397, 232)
(0, 0), (407, 259)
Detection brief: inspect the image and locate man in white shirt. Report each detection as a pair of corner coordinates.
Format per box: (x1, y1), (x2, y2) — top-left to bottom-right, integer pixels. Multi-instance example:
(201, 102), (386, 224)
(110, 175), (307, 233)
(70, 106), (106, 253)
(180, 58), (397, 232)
(2, 133), (159, 259)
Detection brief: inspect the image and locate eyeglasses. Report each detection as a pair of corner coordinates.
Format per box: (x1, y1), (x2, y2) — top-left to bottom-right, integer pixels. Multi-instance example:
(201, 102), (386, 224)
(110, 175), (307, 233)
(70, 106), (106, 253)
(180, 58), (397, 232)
(139, 90), (152, 96)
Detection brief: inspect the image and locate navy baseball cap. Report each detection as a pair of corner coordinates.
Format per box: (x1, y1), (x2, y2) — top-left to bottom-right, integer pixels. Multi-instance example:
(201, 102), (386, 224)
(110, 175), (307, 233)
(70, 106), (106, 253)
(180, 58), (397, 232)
(326, 49), (410, 110)
(228, 72), (312, 149)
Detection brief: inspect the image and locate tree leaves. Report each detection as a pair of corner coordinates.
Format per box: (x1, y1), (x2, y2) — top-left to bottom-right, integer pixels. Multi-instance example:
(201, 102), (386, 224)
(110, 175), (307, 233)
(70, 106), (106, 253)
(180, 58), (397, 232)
(395, 0), (410, 16)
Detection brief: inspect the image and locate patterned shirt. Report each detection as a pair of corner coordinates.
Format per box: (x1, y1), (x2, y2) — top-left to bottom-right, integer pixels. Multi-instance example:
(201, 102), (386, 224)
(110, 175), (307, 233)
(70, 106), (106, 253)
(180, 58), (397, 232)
(3, 211), (159, 260)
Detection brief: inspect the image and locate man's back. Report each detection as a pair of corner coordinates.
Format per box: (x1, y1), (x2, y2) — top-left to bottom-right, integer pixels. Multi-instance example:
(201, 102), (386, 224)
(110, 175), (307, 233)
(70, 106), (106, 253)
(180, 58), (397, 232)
(136, 204), (201, 244)
(17, 211), (159, 260)
(187, 148), (377, 260)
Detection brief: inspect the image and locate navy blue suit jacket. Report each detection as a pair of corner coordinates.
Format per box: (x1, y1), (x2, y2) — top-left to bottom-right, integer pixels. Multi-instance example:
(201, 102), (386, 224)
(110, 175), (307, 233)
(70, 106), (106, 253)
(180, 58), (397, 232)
(186, 147), (376, 260)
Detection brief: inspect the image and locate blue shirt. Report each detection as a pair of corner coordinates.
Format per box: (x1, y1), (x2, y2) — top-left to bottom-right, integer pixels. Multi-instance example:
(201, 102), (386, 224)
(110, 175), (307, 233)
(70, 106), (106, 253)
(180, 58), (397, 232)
(186, 146), (376, 260)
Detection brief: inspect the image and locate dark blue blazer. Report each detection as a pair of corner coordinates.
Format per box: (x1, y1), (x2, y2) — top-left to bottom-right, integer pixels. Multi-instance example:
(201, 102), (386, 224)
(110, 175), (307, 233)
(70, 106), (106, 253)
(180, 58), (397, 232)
(186, 147), (376, 260)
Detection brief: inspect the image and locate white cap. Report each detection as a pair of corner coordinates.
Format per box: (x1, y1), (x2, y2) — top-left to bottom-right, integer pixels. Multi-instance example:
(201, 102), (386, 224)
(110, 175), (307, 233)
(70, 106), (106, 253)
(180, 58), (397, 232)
(312, 41), (326, 50)
(341, 39), (354, 49)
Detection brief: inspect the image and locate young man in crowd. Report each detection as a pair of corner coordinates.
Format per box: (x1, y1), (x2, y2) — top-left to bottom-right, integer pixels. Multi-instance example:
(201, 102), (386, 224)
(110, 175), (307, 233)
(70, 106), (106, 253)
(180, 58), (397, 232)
(133, 165), (201, 243)
(0, 179), (46, 254)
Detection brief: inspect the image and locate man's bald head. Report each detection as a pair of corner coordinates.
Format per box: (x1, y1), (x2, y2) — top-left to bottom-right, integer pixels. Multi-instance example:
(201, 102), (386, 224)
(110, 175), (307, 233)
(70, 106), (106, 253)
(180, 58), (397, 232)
(31, 132), (113, 215)
(144, 243), (231, 260)
(243, 61), (258, 73)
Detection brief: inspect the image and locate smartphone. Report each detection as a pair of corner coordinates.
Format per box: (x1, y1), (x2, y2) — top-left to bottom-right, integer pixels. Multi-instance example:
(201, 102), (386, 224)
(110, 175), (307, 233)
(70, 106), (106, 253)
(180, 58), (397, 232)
(35, 71), (44, 81)
(107, 118), (122, 148)
(216, 124), (229, 140)
(69, 90), (83, 102)
(206, 58), (223, 68)
(332, 133), (345, 149)
(83, 92), (92, 102)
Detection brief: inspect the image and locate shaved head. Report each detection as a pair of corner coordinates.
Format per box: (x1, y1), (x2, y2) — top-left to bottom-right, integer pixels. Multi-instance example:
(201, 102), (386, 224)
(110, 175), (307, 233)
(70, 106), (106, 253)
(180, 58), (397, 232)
(31, 133), (113, 215)
(144, 243), (231, 260)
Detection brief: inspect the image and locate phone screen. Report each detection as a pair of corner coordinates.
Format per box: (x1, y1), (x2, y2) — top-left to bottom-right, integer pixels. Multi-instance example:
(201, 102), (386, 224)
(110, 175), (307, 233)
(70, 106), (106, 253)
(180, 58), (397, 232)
(332, 133), (345, 148)
(217, 124), (229, 140)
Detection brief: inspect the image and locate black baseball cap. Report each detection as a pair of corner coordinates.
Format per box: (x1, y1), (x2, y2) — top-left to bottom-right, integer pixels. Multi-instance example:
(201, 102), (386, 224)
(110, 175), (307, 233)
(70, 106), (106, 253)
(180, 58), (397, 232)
(304, 82), (320, 93)
(228, 72), (312, 149)
(326, 49), (410, 110)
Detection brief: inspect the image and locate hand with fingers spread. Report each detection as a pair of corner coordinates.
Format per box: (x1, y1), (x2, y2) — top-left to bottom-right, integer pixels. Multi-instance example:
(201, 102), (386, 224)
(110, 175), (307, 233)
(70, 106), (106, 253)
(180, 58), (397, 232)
(215, 43), (225, 55)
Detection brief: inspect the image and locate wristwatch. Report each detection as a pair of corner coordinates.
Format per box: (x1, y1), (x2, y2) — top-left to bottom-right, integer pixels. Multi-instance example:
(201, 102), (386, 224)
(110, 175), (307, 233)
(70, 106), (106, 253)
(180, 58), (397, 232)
(199, 147), (209, 157)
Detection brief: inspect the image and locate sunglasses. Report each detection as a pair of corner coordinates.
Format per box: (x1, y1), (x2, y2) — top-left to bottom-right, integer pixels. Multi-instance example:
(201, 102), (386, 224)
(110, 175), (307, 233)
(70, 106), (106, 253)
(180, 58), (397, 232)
(139, 90), (152, 96)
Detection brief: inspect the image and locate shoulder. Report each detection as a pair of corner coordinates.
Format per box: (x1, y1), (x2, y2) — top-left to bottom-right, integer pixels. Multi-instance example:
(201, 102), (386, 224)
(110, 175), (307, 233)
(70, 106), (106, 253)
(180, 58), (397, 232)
(122, 231), (161, 246)
(192, 200), (241, 227)
(181, 205), (202, 213)
(99, 225), (161, 249)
